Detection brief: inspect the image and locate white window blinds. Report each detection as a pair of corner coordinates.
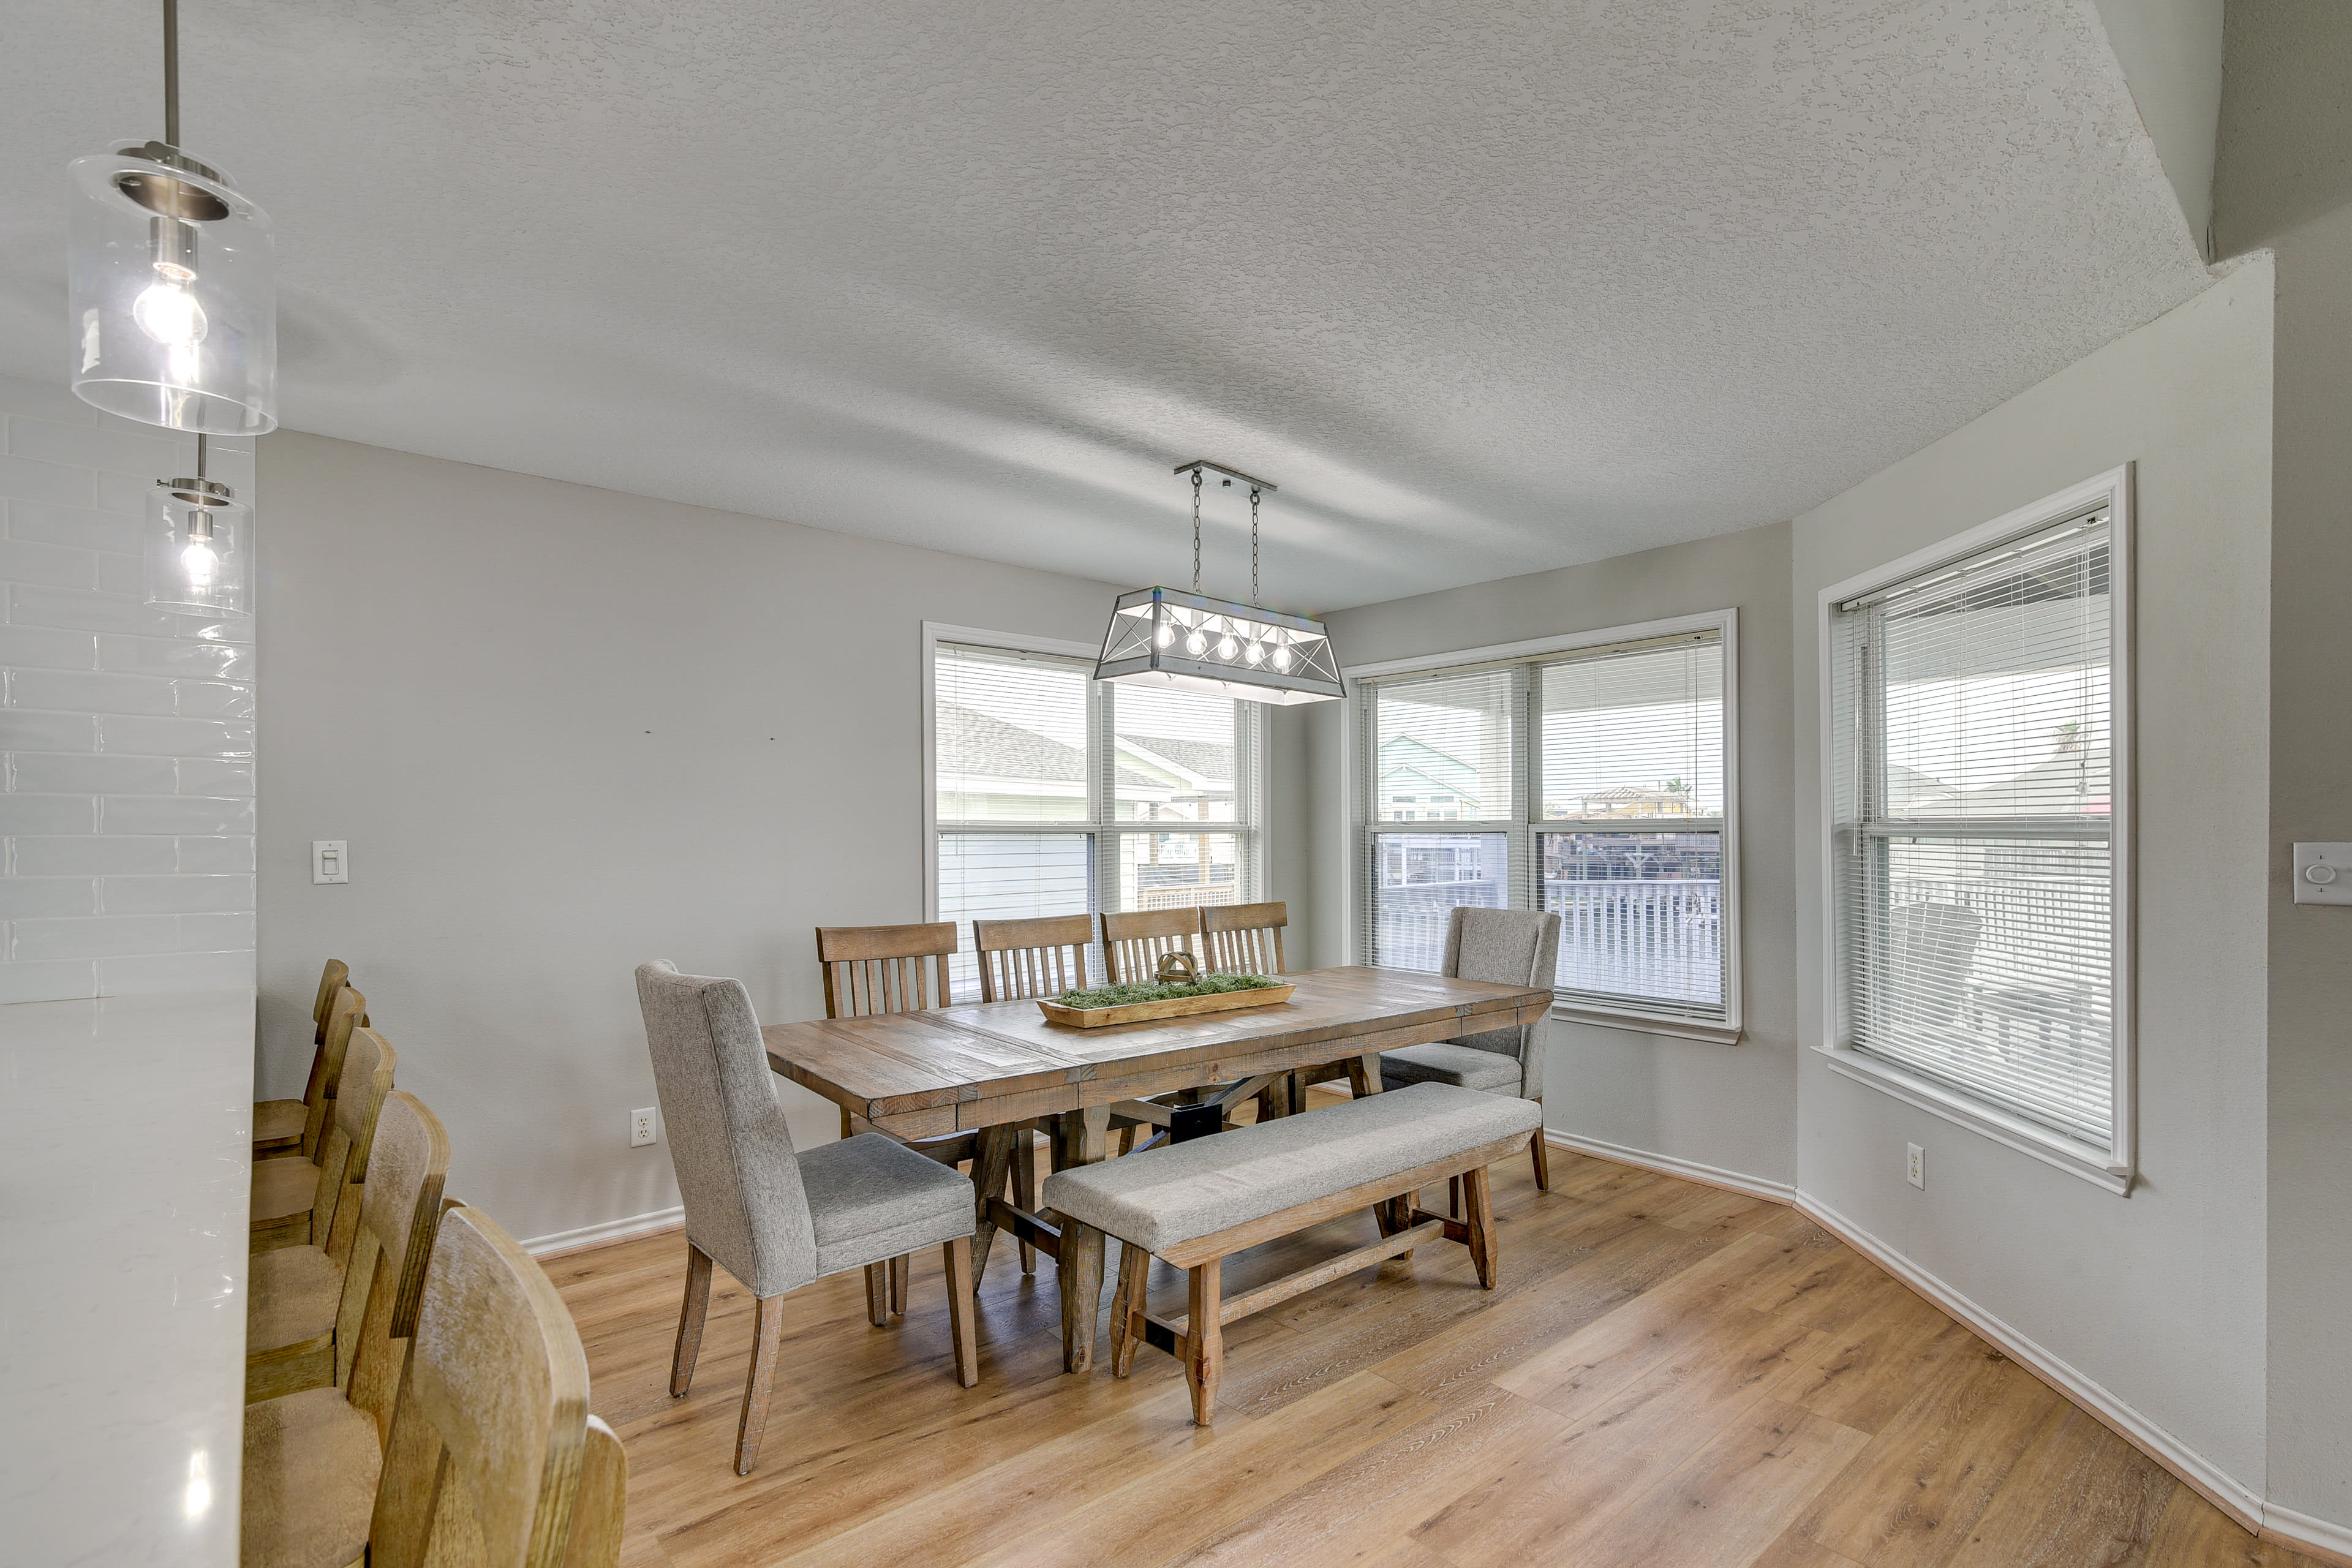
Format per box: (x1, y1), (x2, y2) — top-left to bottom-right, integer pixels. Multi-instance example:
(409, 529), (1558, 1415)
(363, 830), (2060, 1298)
(1359, 626), (1733, 1027)
(1831, 510), (2119, 1150)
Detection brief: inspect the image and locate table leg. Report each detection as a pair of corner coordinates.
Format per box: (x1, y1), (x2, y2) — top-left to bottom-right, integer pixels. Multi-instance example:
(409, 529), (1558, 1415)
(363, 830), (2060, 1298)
(1344, 1050), (1384, 1097)
(1055, 1104), (1112, 1373)
(968, 1122), (1017, 1289)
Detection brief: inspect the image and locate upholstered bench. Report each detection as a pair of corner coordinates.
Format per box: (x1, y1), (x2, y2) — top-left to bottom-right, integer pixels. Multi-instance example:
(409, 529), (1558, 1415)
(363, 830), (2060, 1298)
(1039, 1082), (1543, 1424)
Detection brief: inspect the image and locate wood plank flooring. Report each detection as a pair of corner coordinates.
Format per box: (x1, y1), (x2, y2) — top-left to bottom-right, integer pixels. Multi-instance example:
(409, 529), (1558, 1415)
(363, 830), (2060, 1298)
(543, 1140), (2313, 1568)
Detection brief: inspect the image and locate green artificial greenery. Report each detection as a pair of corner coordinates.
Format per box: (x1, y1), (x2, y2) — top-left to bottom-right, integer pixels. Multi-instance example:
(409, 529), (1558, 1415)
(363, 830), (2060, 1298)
(1054, 973), (1282, 1010)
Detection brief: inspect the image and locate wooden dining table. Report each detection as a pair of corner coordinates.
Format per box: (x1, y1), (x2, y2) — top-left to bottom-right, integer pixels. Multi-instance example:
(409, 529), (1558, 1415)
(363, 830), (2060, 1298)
(761, 964), (1553, 1373)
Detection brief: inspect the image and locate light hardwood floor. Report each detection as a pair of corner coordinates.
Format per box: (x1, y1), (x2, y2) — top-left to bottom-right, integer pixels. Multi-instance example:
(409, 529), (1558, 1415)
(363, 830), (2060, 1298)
(546, 1140), (2313, 1568)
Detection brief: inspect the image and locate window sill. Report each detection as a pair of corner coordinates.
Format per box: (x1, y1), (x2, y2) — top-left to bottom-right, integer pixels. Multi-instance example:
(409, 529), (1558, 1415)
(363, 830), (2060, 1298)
(1814, 1044), (2133, 1195)
(1553, 1004), (1743, 1047)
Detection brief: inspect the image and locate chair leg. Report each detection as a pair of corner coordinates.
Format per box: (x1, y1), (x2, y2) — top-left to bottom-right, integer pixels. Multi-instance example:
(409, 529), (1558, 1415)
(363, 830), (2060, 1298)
(889, 1254), (908, 1317)
(1447, 1175), (1463, 1219)
(1110, 1242), (1150, 1378)
(1464, 1166), (1499, 1289)
(1529, 1127), (1551, 1191)
(864, 1264), (889, 1327)
(1012, 1126), (1038, 1275)
(736, 1294), (786, 1476)
(670, 1242), (713, 1397)
(1185, 1259), (1223, 1426)
(943, 1237), (979, 1389)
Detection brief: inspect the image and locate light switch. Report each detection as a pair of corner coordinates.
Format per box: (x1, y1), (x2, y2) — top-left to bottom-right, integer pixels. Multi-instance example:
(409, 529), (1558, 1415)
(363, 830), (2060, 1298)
(312, 840), (349, 885)
(2291, 843), (2352, 906)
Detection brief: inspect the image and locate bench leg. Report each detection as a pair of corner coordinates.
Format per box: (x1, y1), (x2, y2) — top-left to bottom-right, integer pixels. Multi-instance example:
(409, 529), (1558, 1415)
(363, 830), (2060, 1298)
(1464, 1166), (1499, 1289)
(1448, 1175), (1463, 1219)
(1185, 1259), (1223, 1425)
(1110, 1242), (1150, 1378)
(943, 1237), (979, 1388)
(864, 1263), (890, 1327)
(889, 1253), (909, 1316)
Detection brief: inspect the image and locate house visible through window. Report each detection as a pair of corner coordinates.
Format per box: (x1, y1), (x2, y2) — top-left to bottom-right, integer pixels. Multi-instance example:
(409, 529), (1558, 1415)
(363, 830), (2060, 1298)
(1356, 621), (1735, 1033)
(932, 639), (1260, 999)
(1828, 502), (2124, 1163)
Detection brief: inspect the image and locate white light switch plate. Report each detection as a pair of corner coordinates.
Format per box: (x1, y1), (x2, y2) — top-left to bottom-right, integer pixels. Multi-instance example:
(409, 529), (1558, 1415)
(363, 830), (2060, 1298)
(2291, 843), (2352, 905)
(312, 840), (349, 885)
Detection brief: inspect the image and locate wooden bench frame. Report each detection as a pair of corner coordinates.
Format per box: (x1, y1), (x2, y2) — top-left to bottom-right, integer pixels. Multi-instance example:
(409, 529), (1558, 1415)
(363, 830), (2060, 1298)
(1104, 1126), (1529, 1425)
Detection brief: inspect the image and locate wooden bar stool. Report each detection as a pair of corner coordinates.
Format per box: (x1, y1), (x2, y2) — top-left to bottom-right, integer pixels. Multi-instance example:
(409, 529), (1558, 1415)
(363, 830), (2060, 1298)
(254, 959), (352, 1159)
(241, 1205), (596, 1568)
(246, 1088), (450, 1403)
(973, 914), (1096, 1273)
(252, 1024), (393, 1254)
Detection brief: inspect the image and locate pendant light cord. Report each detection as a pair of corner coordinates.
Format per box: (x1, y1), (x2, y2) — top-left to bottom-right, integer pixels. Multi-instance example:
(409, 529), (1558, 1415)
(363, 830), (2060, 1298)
(1191, 468), (1202, 594)
(162, 0), (180, 146)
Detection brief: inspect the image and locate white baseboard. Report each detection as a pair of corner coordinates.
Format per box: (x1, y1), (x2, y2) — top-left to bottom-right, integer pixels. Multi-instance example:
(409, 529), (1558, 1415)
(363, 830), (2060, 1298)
(2262, 1501), (2352, 1566)
(1544, 1128), (1796, 1204)
(522, 1205), (683, 1258)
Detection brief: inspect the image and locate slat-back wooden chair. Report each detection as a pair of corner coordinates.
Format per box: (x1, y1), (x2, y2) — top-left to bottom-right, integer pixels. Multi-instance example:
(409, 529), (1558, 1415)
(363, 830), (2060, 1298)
(815, 921), (975, 1311)
(288, 982), (367, 1164)
(971, 914), (1098, 1272)
(254, 1025), (394, 1254)
(255, 959), (352, 1158)
(1101, 907), (1204, 986)
(1201, 900), (1287, 976)
(246, 1085), (450, 1402)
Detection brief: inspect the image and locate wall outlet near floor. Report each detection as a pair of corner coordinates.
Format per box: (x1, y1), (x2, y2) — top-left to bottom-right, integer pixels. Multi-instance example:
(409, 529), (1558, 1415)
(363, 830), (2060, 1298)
(630, 1107), (658, 1148)
(1907, 1142), (1926, 1189)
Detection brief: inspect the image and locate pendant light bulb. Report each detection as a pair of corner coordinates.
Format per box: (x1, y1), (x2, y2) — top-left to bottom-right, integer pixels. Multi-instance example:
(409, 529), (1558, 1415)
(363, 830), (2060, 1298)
(1273, 644), (1294, 672)
(134, 273), (206, 350)
(1185, 628), (1208, 657)
(1243, 641), (1265, 666)
(1216, 633), (1238, 660)
(1155, 622), (1174, 649)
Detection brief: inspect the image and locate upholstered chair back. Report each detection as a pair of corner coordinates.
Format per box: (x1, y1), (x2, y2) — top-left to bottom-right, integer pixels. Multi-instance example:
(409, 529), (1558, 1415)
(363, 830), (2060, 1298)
(635, 962), (818, 1298)
(1441, 907), (1563, 1099)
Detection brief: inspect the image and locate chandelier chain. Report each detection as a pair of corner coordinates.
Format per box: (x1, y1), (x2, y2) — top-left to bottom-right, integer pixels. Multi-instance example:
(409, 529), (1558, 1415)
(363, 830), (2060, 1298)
(1250, 487), (1261, 606)
(1191, 469), (1202, 593)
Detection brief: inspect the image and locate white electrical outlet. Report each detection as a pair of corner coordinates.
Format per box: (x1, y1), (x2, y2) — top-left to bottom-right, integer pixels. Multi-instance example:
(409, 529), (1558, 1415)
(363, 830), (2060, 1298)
(1906, 1142), (1926, 1189)
(630, 1107), (658, 1148)
(311, 840), (349, 884)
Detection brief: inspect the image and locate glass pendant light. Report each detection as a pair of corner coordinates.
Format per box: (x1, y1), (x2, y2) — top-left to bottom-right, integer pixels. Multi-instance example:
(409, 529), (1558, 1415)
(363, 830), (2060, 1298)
(69, 1), (276, 435)
(1095, 461), (1343, 706)
(146, 435), (249, 618)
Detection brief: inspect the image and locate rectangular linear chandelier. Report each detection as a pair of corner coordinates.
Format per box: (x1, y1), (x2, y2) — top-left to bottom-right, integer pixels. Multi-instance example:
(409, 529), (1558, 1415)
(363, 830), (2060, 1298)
(1094, 460), (1343, 706)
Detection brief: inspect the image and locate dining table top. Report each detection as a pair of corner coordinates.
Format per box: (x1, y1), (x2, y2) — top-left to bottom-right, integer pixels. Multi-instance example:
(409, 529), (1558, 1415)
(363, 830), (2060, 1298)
(761, 963), (1552, 1137)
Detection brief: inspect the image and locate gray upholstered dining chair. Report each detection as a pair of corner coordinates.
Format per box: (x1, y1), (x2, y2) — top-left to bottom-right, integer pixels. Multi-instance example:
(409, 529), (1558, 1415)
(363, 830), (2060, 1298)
(635, 961), (979, 1476)
(1379, 907), (1562, 1191)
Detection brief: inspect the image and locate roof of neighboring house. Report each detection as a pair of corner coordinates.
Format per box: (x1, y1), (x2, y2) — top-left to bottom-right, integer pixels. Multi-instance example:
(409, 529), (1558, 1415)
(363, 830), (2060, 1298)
(1378, 735), (1479, 795)
(937, 703), (1158, 792)
(1120, 733), (1234, 786)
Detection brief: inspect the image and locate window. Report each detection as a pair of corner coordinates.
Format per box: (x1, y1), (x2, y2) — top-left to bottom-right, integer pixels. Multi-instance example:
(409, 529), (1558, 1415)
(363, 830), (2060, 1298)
(929, 632), (1261, 999)
(1822, 472), (2132, 1188)
(1354, 616), (1737, 1039)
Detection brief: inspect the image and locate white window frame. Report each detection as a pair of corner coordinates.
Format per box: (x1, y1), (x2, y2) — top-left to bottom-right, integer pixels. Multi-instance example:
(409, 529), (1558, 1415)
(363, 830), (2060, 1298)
(919, 620), (1267, 929)
(1343, 608), (1742, 1046)
(1812, 467), (2136, 1194)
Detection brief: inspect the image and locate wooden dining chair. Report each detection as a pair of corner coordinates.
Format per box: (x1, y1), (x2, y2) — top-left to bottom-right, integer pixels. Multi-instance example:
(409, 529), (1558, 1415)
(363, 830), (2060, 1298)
(971, 914), (1098, 1272)
(268, 982), (366, 1170)
(246, 1088), (450, 1403)
(255, 959), (352, 1159)
(241, 1205), (595, 1568)
(639, 962), (979, 1474)
(1200, 900), (1288, 976)
(1101, 907), (1204, 985)
(254, 1025), (395, 1254)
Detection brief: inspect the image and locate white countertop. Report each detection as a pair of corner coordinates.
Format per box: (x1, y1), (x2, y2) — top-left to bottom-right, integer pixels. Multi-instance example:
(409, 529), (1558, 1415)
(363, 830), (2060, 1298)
(0, 990), (257, 1567)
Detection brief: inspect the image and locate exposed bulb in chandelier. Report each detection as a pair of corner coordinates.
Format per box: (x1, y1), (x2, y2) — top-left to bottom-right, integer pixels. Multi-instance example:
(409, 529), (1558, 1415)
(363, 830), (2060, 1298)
(1273, 644), (1294, 672)
(1216, 633), (1238, 660)
(1155, 622), (1174, 649)
(1243, 640), (1264, 665)
(1185, 628), (1208, 657)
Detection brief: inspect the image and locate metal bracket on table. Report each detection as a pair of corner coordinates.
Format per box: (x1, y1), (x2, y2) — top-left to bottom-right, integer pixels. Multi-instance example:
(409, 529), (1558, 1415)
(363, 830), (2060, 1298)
(1169, 1102), (1225, 1144)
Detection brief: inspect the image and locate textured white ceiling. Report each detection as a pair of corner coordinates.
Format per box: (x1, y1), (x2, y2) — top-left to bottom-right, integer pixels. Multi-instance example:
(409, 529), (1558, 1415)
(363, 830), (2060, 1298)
(0, 1), (2209, 611)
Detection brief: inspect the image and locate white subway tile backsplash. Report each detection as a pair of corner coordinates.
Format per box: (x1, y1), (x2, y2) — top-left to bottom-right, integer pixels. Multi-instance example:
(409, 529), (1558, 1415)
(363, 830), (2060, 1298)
(100, 794), (254, 835)
(10, 668), (178, 717)
(0, 625), (99, 672)
(10, 752), (179, 794)
(10, 500), (143, 554)
(0, 538), (97, 591)
(0, 958), (96, 1003)
(0, 454), (99, 509)
(175, 680), (257, 719)
(11, 835), (178, 875)
(0, 794), (98, 834)
(176, 836), (255, 873)
(175, 758), (255, 797)
(1, 372), (251, 1001)
(10, 584), (184, 637)
(97, 635), (253, 680)
(98, 715), (255, 758)
(0, 711), (99, 752)
(0, 876), (97, 918)
(100, 873), (253, 915)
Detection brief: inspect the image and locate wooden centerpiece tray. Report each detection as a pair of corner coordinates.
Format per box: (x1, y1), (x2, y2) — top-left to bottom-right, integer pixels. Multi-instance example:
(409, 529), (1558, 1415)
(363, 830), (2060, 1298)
(1037, 983), (1296, 1029)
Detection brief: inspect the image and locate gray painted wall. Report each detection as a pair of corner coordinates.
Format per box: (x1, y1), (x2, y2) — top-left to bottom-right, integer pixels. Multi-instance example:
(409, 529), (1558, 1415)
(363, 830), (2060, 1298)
(2095, 0), (2225, 254)
(1304, 521), (1800, 1187)
(1791, 261), (2273, 1489)
(2212, 0), (2352, 257)
(254, 432), (1130, 1245)
(2264, 200), (2352, 1532)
